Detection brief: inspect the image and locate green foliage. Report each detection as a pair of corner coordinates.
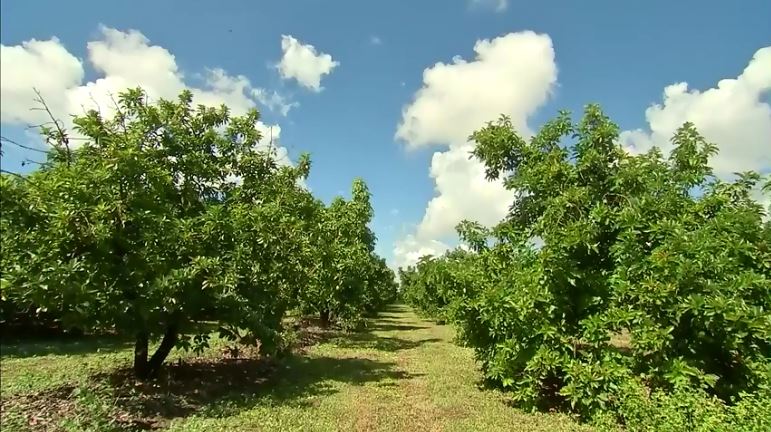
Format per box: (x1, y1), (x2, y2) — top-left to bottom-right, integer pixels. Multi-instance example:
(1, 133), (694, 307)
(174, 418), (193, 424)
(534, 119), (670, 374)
(0, 88), (395, 378)
(399, 249), (476, 323)
(593, 380), (771, 432)
(399, 104), (771, 424)
(295, 178), (398, 326)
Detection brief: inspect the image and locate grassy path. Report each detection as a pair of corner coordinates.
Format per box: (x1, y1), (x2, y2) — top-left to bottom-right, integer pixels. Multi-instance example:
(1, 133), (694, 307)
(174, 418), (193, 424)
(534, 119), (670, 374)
(2, 305), (589, 431)
(169, 304), (586, 431)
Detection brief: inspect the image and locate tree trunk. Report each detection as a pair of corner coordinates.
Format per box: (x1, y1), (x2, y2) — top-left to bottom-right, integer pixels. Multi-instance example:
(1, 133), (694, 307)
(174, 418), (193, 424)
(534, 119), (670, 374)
(146, 323), (178, 377)
(319, 309), (331, 327)
(133, 324), (178, 379)
(134, 331), (149, 378)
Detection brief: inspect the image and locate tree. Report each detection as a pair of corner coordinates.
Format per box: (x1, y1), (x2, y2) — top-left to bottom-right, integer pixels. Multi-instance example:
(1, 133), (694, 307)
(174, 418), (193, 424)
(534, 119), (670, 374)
(298, 179), (396, 326)
(401, 105), (771, 418)
(0, 88), (315, 378)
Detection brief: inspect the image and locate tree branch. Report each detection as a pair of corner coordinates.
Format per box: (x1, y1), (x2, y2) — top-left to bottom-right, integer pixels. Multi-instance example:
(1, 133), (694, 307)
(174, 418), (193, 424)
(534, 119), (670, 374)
(109, 92), (129, 135)
(21, 158), (45, 167)
(0, 135), (48, 153)
(32, 87), (72, 166)
(0, 169), (30, 181)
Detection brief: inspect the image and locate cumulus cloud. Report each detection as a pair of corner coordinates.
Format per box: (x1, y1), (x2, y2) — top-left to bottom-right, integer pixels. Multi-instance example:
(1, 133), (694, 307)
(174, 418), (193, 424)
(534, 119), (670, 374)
(254, 122), (293, 166)
(393, 234), (451, 269)
(620, 46), (771, 179)
(393, 31), (557, 268)
(0, 25), (292, 159)
(418, 143), (513, 240)
(395, 31), (556, 149)
(252, 88), (299, 116)
(0, 37), (83, 124)
(277, 35), (339, 92)
(469, 0), (508, 12)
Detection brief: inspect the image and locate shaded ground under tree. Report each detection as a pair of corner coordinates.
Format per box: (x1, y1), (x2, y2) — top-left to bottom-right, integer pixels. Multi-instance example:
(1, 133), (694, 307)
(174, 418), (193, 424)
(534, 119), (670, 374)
(1, 305), (587, 432)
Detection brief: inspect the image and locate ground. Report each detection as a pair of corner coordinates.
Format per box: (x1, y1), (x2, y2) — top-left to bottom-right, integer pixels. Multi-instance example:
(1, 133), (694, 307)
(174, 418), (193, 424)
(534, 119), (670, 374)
(1, 305), (589, 431)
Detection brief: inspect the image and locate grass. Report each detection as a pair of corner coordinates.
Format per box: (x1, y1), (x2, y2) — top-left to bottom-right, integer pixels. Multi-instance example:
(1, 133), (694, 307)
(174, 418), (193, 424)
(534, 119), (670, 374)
(1, 305), (590, 431)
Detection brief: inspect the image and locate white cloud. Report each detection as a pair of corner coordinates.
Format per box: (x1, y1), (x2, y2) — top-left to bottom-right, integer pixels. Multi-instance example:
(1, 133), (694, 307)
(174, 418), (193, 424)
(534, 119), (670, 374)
(620, 46), (771, 179)
(252, 88), (298, 116)
(0, 37), (83, 124)
(395, 31), (556, 149)
(393, 31), (557, 268)
(370, 35), (383, 46)
(417, 144), (513, 240)
(0, 26), (290, 159)
(277, 35), (339, 92)
(254, 122), (292, 166)
(223, 122), (293, 186)
(393, 234), (450, 270)
(469, 0), (508, 12)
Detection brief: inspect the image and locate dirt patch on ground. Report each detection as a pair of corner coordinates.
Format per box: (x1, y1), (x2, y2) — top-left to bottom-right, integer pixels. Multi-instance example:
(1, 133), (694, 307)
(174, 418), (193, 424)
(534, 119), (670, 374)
(287, 316), (349, 354)
(1, 386), (80, 431)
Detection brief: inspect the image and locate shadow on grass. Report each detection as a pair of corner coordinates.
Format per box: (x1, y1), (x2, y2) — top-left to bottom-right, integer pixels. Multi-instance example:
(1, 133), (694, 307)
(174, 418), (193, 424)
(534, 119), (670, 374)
(381, 303), (408, 311)
(1, 310), (423, 430)
(374, 304), (410, 317)
(0, 335), (133, 359)
(3, 354), (417, 431)
(369, 323), (429, 332)
(329, 332), (441, 352)
(91, 354), (416, 429)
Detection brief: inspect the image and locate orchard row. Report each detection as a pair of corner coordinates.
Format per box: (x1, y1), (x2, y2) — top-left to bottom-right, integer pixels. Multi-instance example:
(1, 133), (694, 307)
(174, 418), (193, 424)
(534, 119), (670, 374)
(0, 88), (398, 378)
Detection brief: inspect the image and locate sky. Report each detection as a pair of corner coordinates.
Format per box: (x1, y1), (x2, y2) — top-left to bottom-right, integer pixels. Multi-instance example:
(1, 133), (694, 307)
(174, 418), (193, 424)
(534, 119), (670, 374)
(2, 0), (770, 269)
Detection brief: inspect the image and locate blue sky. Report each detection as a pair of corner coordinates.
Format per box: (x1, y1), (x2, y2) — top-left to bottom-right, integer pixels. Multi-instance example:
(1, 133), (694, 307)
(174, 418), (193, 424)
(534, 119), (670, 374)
(2, 0), (770, 268)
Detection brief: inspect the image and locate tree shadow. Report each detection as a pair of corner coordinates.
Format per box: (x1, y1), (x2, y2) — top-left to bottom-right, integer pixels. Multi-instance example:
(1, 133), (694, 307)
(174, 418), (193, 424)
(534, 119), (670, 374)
(2, 308), (428, 430)
(328, 333), (441, 352)
(93, 353), (417, 429)
(0, 335), (133, 359)
(4, 354), (418, 431)
(381, 303), (408, 311)
(374, 304), (410, 317)
(374, 316), (413, 324)
(368, 323), (429, 332)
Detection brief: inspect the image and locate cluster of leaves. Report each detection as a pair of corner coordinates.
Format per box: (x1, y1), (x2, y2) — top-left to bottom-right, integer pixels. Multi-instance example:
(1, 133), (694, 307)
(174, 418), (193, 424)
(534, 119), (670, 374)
(0, 88), (396, 378)
(400, 105), (771, 424)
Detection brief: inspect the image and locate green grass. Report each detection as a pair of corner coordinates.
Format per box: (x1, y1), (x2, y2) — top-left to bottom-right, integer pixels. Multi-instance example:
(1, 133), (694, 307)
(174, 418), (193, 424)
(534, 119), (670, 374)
(1, 305), (589, 431)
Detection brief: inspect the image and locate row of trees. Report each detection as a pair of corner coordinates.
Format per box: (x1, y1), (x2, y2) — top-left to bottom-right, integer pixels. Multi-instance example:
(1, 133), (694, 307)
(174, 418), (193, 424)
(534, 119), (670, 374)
(400, 105), (771, 428)
(0, 88), (397, 378)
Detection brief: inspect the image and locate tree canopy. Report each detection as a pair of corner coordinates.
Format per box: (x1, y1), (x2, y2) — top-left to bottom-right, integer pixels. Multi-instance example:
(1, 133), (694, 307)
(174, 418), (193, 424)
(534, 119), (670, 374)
(400, 105), (771, 423)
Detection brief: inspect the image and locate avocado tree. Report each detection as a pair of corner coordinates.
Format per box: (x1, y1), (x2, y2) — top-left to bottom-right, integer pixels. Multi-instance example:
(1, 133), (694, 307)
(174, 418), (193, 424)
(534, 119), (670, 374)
(360, 254), (399, 316)
(400, 105), (771, 417)
(0, 88), (315, 378)
(299, 178), (396, 325)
